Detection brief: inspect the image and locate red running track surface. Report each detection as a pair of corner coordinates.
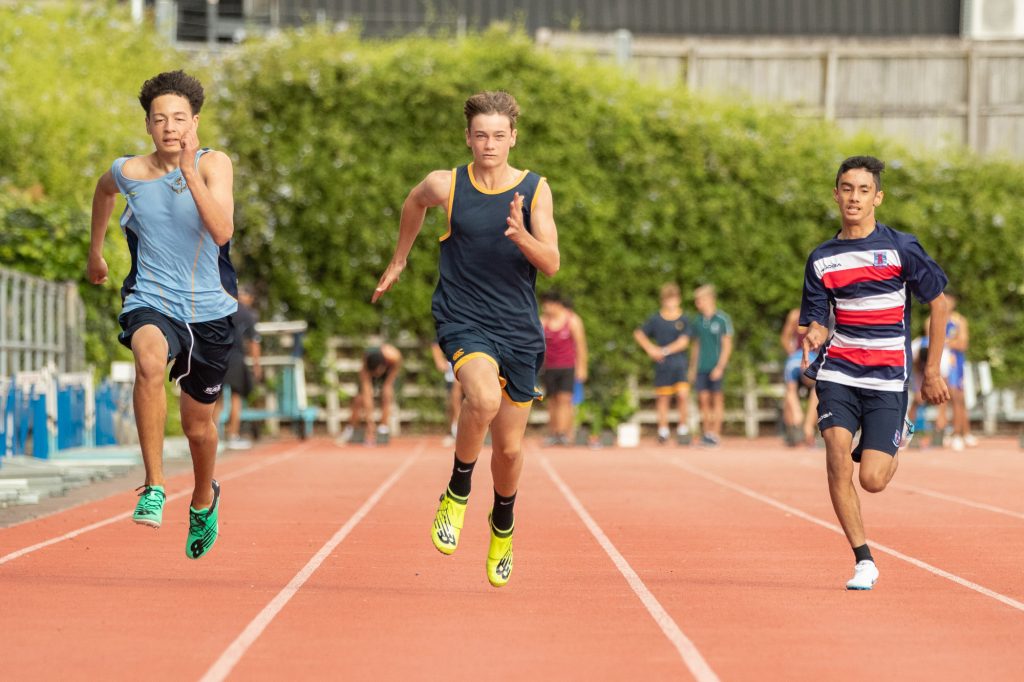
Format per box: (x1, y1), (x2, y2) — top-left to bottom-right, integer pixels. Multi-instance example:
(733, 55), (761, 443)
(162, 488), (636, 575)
(2, 436), (1023, 681)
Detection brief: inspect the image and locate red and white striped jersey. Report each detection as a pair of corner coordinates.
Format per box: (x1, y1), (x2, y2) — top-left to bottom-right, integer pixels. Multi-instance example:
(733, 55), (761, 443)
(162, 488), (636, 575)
(800, 223), (947, 392)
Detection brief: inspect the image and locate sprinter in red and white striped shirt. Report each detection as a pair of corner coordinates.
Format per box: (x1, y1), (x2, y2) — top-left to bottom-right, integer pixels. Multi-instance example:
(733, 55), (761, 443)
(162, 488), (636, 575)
(800, 155), (950, 591)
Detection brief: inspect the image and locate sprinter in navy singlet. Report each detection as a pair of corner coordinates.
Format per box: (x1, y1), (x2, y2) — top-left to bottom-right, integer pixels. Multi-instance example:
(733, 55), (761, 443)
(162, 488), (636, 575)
(87, 71), (234, 560)
(373, 91), (559, 587)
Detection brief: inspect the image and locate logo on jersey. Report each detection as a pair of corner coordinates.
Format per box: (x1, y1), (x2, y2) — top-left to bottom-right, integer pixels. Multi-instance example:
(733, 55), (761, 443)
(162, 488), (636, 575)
(452, 348), (465, 362)
(873, 251), (888, 267)
(675, 321), (684, 331)
(170, 176), (188, 194)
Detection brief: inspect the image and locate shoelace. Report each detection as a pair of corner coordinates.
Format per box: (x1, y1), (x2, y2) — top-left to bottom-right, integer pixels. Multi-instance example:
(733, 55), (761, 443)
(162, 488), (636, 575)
(189, 508), (209, 535)
(134, 486), (165, 513)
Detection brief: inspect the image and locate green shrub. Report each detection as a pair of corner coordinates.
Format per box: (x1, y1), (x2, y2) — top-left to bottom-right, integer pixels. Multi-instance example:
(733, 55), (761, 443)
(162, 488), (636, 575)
(217, 26), (1024, 405)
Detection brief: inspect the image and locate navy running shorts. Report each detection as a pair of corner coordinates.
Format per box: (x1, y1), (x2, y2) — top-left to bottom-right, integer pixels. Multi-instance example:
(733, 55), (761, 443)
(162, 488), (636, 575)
(695, 371), (724, 393)
(119, 306), (234, 404)
(438, 323), (543, 406)
(654, 356), (689, 396)
(815, 380), (908, 458)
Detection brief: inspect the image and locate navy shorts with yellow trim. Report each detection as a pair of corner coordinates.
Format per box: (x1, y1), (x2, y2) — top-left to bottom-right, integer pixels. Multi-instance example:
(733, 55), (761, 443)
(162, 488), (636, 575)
(653, 356), (689, 396)
(438, 323), (543, 406)
(815, 380), (908, 459)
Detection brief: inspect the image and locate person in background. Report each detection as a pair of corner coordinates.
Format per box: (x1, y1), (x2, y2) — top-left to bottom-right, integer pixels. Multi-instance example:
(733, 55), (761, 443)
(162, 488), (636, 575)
(691, 284), (733, 447)
(540, 290), (588, 446)
(220, 285), (262, 449)
(634, 283), (692, 444)
(780, 308), (818, 447)
(432, 342), (463, 447)
(339, 343), (402, 445)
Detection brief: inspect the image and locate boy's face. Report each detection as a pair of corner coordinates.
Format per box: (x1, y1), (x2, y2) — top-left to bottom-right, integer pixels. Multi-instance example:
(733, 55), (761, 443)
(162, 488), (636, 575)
(542, 300), (564, 317)
(695, 293), (715, 316)
(146, 94), (199, 155)
(661, 293), (681, 309)
(466, 113), (517, 170)
(833, 167), (883, 224)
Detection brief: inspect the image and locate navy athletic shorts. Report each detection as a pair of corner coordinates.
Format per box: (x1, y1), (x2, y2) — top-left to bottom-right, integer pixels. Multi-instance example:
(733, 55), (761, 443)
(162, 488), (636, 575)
(437, 323), (543, 406)
(815, 380), (908, 459)
(118, 306), (234, 404)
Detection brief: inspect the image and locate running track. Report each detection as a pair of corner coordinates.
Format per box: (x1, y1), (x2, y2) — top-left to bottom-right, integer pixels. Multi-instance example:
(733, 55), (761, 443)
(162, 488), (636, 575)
(2, 436), (1023, 680)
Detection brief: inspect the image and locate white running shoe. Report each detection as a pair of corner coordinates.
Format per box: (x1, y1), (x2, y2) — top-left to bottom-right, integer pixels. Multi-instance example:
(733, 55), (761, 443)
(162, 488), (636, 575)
(951, 435), (965, 452)
(964, 433), (979, 447)
(846, 560), (879, 590)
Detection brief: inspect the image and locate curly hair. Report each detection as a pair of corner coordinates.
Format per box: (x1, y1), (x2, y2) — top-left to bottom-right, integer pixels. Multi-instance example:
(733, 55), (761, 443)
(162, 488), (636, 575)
(836, 155), (884, 191)
(138, 70), (205, 116)
(464, 91), (520, 130)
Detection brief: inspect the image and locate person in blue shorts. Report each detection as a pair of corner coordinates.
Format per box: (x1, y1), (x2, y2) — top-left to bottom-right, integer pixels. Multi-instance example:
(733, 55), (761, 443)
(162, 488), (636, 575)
(372, 91), (559, 587)
(87, 71), (236, 559)
(634, 283), (692, 444)
(691, 285), (733, 446)
(801, 155), (950, 590)
(780, 308), (818, 446)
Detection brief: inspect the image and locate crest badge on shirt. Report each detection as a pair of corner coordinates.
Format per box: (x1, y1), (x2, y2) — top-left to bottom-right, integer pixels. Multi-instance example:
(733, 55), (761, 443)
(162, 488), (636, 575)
(873, 251), (888, 267)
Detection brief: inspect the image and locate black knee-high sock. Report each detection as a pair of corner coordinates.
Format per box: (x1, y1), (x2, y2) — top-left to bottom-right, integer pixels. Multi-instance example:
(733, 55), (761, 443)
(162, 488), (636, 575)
(447, 453), (475, 499)
(491, 490), (516, 532)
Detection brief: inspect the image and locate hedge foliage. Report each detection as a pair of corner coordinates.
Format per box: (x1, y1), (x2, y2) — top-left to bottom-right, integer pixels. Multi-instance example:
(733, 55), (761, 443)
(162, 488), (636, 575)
(0, 0), (210, 372)
(217, 26), (1024, 406)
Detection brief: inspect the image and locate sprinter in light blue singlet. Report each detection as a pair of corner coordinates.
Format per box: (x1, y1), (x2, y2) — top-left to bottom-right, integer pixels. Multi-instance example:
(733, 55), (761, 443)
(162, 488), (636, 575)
(87, 71), (235, 560)
(372, 91), (560, 588)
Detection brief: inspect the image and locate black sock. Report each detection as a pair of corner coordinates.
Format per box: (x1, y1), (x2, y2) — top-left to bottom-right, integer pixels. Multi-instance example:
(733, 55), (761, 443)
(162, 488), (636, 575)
(853, 543), (873, 564)
(447, 453), (475, 499)
(491, 490), (516, 532)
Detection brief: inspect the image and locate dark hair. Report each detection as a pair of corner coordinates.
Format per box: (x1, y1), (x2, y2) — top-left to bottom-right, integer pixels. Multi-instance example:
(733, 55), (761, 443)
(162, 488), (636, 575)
(139, 70), (205, 116)
(836, 155), (884, 191)
(540, 290), (563, 304)
(464, 91), (520, 130)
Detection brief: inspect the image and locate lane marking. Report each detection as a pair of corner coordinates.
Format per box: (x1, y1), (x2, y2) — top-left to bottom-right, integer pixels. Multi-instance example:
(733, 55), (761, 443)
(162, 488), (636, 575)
(540, 456), (720, 682)
(668, 456), (1024, 614)
(200, 448), (421, 682)
(794, 457), (1024, 521)
(0, 442), (316, 567)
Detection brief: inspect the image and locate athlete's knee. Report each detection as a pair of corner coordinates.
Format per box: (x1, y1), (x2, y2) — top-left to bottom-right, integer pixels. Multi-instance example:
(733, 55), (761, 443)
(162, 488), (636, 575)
(134, 352), (166, 384)
(181, 415), (215, 442)
(463, 391), (501, 420)
(492, 444), (522, 464)
(859, 470), (889, 493)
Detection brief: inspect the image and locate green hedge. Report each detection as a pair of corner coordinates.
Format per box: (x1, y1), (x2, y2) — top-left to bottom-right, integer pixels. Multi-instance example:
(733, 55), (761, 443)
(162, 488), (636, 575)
(217, 26), (1024, 407)
(0, 0), (211, 374)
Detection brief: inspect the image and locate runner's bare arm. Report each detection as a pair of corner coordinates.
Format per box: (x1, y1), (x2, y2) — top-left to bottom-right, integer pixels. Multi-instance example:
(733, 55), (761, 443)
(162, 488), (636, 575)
(372, 170), (452, 303)
(570, 313), (589, 382)
(504, 182), (559, 277)
(178, 123), (234, 245)
(87, 171), (120, 285)
(922, 293), (952, 404)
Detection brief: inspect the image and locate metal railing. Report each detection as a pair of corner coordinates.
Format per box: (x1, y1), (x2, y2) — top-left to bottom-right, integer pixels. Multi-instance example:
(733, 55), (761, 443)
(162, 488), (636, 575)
(0, 267), (86, 376)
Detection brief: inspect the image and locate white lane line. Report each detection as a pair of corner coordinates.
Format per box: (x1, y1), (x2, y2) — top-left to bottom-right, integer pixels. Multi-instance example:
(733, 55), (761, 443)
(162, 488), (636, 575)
(540, 456), (720, 682)
(200, 448), (421, 682)
(0, 442), (316, 566)
(669, 456), (1024, 614)
(889, 483), (1024, 522)
(793, 457), (1024, 522)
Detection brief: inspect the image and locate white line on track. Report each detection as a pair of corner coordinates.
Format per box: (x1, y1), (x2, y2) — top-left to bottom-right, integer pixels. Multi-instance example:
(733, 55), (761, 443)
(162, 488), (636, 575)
(199, 447), (421, 682)
(669, 456), (1024, 614)
(888, 482), (1024, 521)
(540, 456), (720, 682)
(0, 441), (316, 567)
(793, 457), (1024, 521)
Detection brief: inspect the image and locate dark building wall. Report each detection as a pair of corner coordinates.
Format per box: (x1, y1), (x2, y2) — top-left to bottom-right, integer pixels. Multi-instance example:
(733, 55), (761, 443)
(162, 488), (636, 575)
(264, 0), (963, 37)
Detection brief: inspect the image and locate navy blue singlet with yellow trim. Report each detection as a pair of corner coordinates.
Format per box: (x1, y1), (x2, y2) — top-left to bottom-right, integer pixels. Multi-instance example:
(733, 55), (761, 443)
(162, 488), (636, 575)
(432, 163), (546, 354)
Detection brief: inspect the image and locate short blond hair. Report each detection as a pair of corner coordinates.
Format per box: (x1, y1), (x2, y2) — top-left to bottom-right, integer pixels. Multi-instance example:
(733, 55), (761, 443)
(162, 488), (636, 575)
(464, 91), (520, 130)
(660, 282), (680, 300)
(694, 284), (716, 300)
